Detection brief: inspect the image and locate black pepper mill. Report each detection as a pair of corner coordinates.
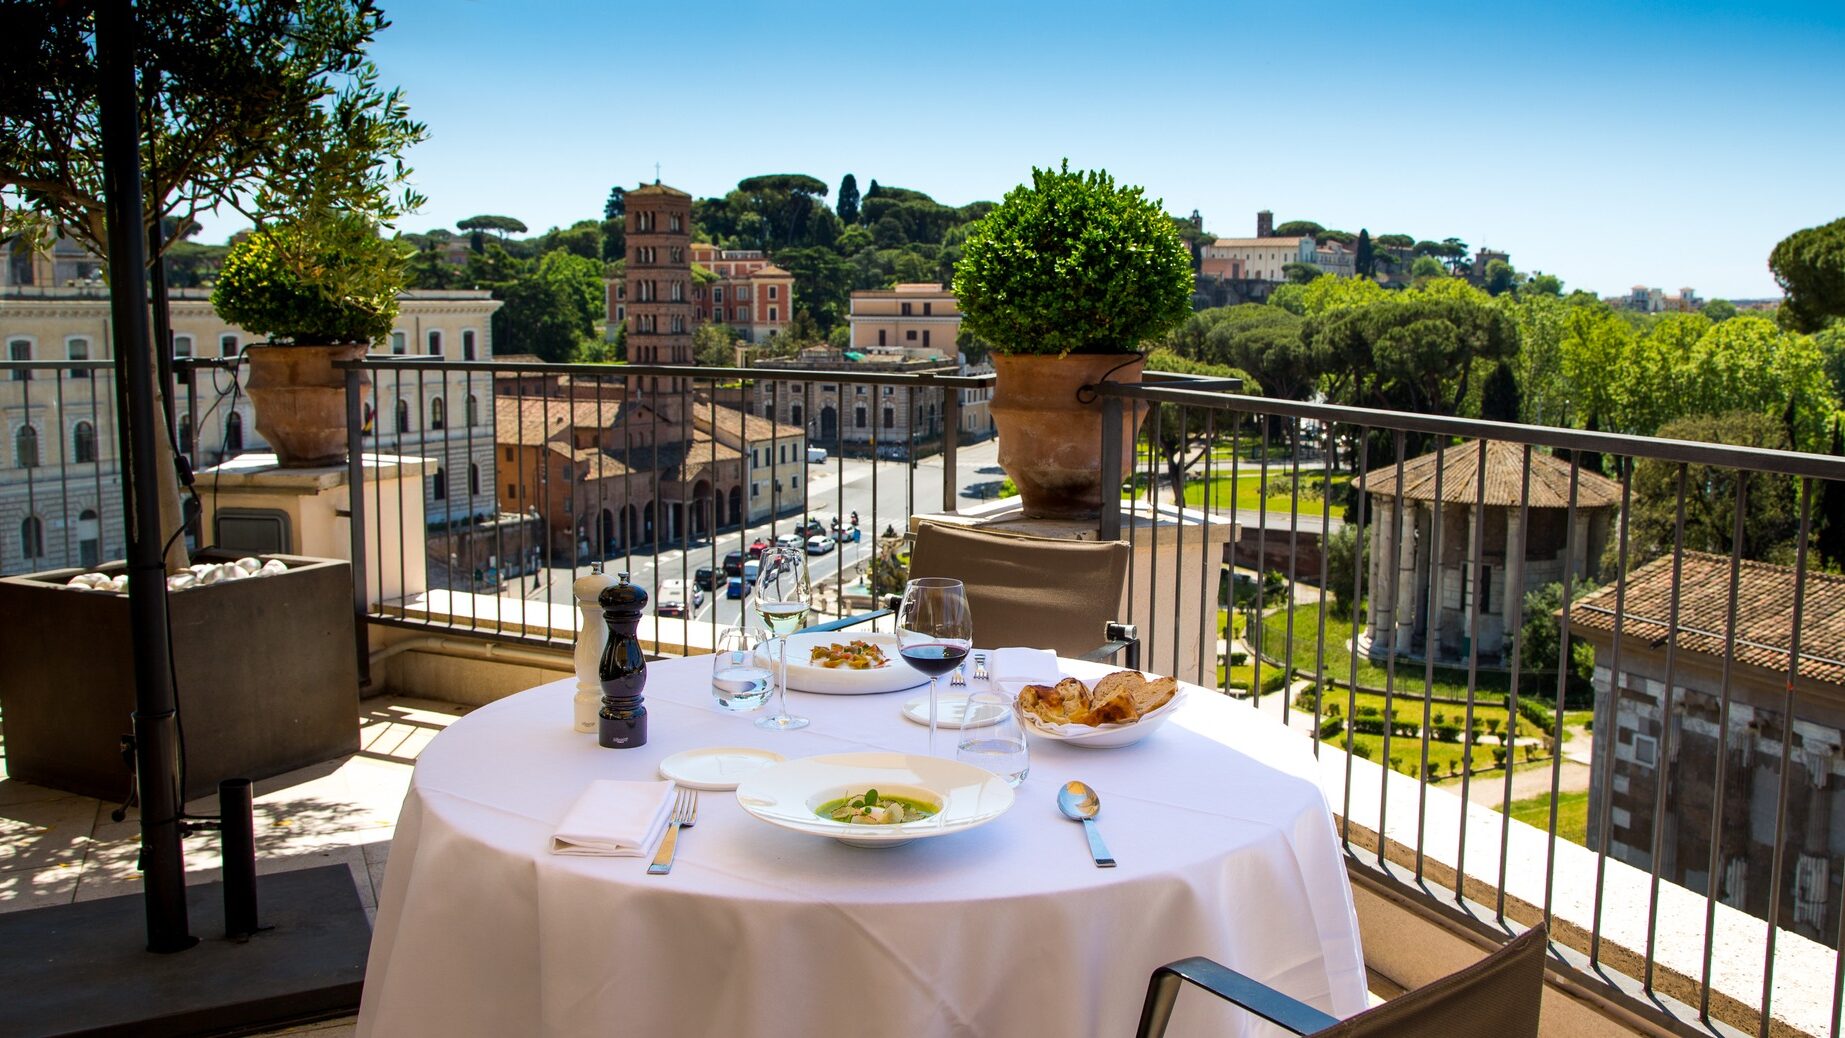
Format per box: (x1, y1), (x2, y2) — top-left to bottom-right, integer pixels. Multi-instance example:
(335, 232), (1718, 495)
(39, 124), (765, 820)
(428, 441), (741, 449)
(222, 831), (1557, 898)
(597, 573), (648, 749)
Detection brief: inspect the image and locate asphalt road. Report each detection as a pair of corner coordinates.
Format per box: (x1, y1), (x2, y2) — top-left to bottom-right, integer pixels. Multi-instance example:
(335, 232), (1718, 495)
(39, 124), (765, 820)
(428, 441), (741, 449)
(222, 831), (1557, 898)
(503, 438), (1005, 632)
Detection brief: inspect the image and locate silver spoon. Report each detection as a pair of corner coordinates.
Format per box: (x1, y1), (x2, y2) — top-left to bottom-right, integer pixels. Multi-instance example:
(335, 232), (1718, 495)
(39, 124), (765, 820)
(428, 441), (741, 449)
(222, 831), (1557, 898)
(1056, 781), (1116, 868)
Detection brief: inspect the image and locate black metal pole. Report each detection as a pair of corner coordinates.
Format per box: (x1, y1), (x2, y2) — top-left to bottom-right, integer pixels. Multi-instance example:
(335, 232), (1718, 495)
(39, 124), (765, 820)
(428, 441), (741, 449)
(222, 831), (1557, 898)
(146, 72), (176, 449)
(220, 779), (259, 938)
(97, 0), (194, 953)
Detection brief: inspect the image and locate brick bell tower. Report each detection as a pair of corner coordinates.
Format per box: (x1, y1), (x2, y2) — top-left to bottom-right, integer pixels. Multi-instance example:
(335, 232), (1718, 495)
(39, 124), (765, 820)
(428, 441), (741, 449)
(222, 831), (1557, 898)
(624, 181), (695, 423)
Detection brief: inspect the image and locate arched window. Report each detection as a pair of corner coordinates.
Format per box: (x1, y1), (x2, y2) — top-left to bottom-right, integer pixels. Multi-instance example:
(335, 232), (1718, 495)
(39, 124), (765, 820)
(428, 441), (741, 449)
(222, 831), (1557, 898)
(224, 411), (244, 452)
(77, 508), (99, 567)
(467, 394), (480, 426)
(395, 399), (411, 433)
(432, 467), (447, 500)
(67, 337), (91, 379)
(430, 397), (446, 430)
(15, 424), (39, 468)
(791, 405), (803, 427)
(20, 515), (44, 560)
(72, 420), (96, 463)
(468, 462), (481, 496)
(8, 338), (30, 382)
(462, 330), (477, 360)
(427, 330), (443, 356)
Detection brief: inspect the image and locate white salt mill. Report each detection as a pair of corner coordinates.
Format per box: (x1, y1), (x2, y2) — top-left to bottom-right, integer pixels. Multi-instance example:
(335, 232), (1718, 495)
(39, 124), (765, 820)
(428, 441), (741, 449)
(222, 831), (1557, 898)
(572, 563), (617, 732)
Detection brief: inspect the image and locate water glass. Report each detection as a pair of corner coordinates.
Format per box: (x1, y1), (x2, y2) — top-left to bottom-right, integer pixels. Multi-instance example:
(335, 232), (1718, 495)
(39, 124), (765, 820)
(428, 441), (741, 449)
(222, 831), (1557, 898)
(711, 626), (772, 712)
(956, 691), (1030, 787)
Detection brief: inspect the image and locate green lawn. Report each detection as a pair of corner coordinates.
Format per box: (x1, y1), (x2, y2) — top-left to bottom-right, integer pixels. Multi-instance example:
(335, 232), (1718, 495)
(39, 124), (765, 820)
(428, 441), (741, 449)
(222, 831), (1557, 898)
(1496, 791), (1591, 846)
(1258, 606), (1533, 705)
(1180, 470), (1344, 515)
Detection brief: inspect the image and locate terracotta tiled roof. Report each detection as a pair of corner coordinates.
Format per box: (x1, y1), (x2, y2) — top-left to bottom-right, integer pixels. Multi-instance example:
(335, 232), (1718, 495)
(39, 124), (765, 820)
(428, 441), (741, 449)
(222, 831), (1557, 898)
(494, 397), (631, 446)
(749, 263), (791, 278)
(695, 402), (799, 442)
(1356, 439), (1623, 509)
(628, 182), (690, 198)
(1210, 237), (1312, 248)
(1570, 552), (1845, 686)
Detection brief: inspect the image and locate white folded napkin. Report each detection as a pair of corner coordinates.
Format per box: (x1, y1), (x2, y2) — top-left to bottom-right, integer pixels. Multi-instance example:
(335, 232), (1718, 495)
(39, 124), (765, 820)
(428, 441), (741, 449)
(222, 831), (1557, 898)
(551, 779), (675, 856)
(991, 647), (1060, 692)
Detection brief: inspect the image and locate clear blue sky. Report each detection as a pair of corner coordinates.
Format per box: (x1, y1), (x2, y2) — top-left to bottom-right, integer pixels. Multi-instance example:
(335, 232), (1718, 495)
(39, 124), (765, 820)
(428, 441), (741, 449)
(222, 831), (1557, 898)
(195, 0), (1845, 300)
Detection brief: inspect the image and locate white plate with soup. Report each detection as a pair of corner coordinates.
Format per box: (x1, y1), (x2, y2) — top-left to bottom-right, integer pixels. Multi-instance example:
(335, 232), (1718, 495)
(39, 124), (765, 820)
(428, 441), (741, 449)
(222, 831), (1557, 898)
(734, 752), (1015, 848)
(755, 632), (928, 695)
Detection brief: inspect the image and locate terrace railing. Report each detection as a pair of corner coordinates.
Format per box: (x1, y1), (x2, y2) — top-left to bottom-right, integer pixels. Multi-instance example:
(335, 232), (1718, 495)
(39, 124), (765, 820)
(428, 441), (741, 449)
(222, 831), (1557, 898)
(13, 348), (1845, 1035)
(1096, 382), (1845, 1038)
(335, 357), (997, 664)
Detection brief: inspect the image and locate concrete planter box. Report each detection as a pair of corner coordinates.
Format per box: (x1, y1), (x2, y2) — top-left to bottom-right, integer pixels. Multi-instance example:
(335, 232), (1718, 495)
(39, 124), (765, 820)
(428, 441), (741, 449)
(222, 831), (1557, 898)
(0, 553), (360, 801)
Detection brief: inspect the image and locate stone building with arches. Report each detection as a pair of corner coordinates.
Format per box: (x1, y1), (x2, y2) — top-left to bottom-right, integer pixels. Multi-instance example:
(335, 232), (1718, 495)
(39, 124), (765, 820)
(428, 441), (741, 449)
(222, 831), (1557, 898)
(0, 254), (501, 574)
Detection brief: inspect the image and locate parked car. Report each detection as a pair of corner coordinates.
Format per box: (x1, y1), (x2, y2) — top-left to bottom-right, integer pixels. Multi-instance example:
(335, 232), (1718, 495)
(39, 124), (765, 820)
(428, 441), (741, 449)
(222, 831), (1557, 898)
(723, 550), (744, 577)
(655, 599), (688, 618)
(776, 533), (805, 550)
(876, 443), (910, 461)
(798, 517), (827, 538)
(748, 538), (770, 559)
(694, 566), (717, 591)
(806, 447), (828, 464)
(725, 576), (749, 599)
(660, 578), (703, 610)
(806, 535), (836, 555)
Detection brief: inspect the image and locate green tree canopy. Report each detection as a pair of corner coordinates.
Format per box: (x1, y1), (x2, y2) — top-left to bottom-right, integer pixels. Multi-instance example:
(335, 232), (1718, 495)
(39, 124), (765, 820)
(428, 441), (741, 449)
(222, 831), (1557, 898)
(1617, 410), (1805, 571)
(1282, 261), (1324, 284)
(1, 0), (426, 258)
(1374, 233), (1415, 249)
(1272, 220), (1323, 238)
(1354, 229), (1374, 278)
(458, 214), (528, 238)
(1769, 216), (1845, 333)
(836, 174), (860, 224)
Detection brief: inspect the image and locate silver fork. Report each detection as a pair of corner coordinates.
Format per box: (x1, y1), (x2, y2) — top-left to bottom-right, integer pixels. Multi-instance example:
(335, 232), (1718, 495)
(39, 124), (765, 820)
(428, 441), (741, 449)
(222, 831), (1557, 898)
(647, 787), (698, 875)
(974, 653), (989, 682)
(950, 660), (967, 687)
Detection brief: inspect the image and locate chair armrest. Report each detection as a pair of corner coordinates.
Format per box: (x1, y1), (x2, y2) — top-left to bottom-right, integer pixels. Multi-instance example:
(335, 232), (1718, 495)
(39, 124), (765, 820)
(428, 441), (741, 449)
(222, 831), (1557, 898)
(1137, 956), (1339, 1038)
(797, 609), (891, 635)
(1077, 622), (1141, 669)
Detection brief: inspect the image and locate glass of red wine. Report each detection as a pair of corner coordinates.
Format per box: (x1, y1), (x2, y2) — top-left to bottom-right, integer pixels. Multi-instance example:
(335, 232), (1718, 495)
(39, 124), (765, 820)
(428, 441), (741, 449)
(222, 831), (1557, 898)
(896, 577), (972, 757)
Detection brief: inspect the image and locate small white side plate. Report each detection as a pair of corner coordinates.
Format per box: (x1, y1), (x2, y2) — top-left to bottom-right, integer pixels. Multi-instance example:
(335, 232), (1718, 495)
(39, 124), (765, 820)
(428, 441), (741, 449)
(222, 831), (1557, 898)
(658, 747), (786, 791)
(900, 693), (1002, 730)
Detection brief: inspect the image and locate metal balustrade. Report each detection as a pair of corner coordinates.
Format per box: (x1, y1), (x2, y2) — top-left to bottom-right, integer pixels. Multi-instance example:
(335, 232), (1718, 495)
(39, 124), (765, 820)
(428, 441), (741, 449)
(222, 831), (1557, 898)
(10, 350), (1845, 1035)
(1098, 382), (1845, 1038)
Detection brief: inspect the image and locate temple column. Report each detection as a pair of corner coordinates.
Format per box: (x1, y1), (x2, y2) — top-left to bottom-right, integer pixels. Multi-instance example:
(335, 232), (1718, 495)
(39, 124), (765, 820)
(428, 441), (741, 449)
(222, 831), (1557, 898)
(1394, 503), (1421, 653)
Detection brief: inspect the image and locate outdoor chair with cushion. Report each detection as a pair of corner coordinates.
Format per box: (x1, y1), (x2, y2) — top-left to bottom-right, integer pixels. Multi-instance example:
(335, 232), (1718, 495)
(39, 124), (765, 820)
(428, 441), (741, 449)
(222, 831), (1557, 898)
(1136, 925), (1547, 1038)
(802, 521), (1140, 666)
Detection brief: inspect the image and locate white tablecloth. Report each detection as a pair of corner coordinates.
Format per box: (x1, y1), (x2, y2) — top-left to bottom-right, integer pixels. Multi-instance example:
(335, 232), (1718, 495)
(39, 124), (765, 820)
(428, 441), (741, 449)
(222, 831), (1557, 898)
(358, 657), (1367, 1038)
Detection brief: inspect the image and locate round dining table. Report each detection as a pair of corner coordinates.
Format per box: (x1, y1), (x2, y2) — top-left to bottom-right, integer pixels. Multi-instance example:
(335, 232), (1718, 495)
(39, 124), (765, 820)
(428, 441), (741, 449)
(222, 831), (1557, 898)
(357, 654), (1368, 1038)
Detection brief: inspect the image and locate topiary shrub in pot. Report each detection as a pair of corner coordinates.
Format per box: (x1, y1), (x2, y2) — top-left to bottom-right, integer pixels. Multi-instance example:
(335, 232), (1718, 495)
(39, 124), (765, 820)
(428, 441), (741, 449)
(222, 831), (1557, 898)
(953, 162), (1193, 519)
(212, 209), (407, 466)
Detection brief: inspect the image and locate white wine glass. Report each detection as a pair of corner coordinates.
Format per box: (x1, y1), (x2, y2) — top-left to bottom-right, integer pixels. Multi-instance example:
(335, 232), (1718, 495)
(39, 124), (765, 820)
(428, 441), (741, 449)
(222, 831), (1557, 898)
(896, 577), (972, 756)
(754, 547), (811, 731)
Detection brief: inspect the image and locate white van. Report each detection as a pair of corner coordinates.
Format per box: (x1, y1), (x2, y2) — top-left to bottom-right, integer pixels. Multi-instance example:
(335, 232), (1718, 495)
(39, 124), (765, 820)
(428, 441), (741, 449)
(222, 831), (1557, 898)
(806, 447), (828, 464)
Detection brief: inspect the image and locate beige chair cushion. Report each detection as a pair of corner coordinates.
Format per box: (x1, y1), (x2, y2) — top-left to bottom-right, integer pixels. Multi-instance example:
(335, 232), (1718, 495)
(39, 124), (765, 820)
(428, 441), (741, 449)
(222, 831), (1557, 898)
(908, 521), (1129, 659)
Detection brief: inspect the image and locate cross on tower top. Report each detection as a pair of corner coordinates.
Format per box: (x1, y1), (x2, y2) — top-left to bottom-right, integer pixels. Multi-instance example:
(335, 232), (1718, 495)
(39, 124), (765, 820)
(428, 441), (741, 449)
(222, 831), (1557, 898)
(653, 162), (660, 183)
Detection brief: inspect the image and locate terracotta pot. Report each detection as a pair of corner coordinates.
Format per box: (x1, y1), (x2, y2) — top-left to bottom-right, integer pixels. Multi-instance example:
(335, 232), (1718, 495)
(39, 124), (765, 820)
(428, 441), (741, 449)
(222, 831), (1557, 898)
(243, 343), (371, 467)
(990, 352), (1145, 519)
